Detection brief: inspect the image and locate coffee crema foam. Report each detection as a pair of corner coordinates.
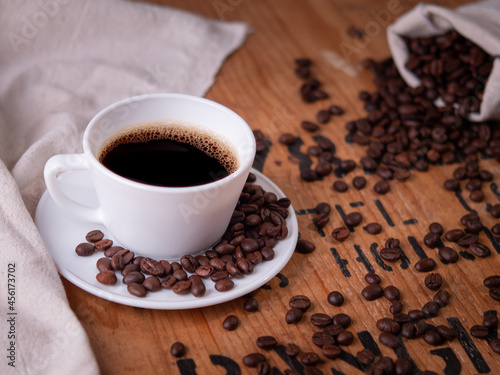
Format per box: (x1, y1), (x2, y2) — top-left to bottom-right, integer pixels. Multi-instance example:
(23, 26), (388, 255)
(97, 121), (239, 174)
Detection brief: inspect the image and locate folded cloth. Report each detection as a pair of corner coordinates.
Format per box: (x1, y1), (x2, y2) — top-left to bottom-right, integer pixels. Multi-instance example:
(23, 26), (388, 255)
(387, 0), (500, 122)
(0, 0), (249, 374)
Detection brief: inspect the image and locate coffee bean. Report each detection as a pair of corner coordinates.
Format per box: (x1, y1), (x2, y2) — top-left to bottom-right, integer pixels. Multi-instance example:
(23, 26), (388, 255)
(365, 272), (381, 284)
(470, 190), (484, 202)
(424, 331), (443, 346)
(121, 263), (140, 277)
(439, 247), (459, 263)
(490, 339), (500, 354)
(310, 313), (332, 327)
(423, 232), (441, 249)
(317, 109), (331, 124)
(401, 323), (416, 339)
(444, 229), (464, 242)
(313, 213), (329, 228)
(172, 280), (192, 295)
(127, 282), (147, 297)
(172, 269), (188, 281)
(243, 353), (266, 368)
(104, 246), (124, 257)
(395, 357), (413, 375)
(214, 279), (233, 292)
(160, 276), (176, 289)
(380, 247), (402, 262)
(329, 105), (344, 115)
(170, 342), (185, 357)
(461, 213), (480, 226)
(457, 233), (479, 246)
(415, 320), (429, 337)
(385, 238), (400, 248)
(414, 258), (436, 272)
(327, 291), (344, 306)
(95, 239), (113, 251)
(315, 162), (333, 176)
(295, 239), (315, 254)
(285, 308), (303, 324)
(465, 219), (483, 234)
(315, 202), (331, 215)
(390, 301), (404, 315)
(422, 301), (440, 318)
(301, 121), (319, 132)
(344, 212), (362, 226)
(374, 180), (390, 194)
(122, 271), (145, 285)
(356, 349), (374, 365)
(484, 275), (500, 288)
(96, 270), (117, 285)
(444, 179), (460, 191)
(393, 313), (410, 325)
(352, 176), (366, 189)
(364, 222), (382, 235)
(96, 257), (112, 272)
(436, 325), (456, 341)
(379, 332), (400, 348)
(429, 222), (444, 235)
(333, 180), (348, 192)
(332, 313), (351, 328)
(375, 357), (395, 374)
(425, 273), (442, 291)
(279, 133), (297, 145)
(289, 295), (311, 311)
(337, 331), (354, 346)
(484, 315), (498, 329)
(469, 242), (491, 257)
(332, 227), (350, 241)
(471, 325), (489, 339)
(433, 290), (451, 307)
(300, 352), (321, 366)
(75, 242), (95, 257)
(384, 286), (400, 301)
(376, 318), (400, 334)
(222, 315), (238, 331)
(256, 361), (270, 375)
(300, 169), (318, 182)
(189, 275), (205, 297)
(322, 344), (341, 359)
(256, 336), (277, 350)
(340, 159), (356, 172)
(140, 258), (165, 276)
(312, 331), (335, 347)
(195, 264), (215, 278)
(362, 284), (384, 301)
(85, 230), (104, 243)
(491, 204), (500, 218)
(466, 179), (482, 191)
(285, 343), (300, 357)
(244, 297), (259, 312)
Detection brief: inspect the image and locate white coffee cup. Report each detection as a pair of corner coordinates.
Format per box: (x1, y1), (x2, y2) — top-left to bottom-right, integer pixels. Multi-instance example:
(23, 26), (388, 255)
(44, 93), (256, 259)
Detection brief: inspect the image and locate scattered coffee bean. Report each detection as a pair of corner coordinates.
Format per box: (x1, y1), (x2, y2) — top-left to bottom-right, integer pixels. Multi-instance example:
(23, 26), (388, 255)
(436, 325), (456, 341)
(317, 109), (330, 124)
(310, 313), (332, 327)
(425, 273), (442, 291)
(484, 315), (498, 329)
(223, 315), (238, 331)
(312, 331), (335, 347)
(422, 301), (440, 318)
(256, 336), (277, 350)
(390, 301), (404, 315)
(332, 313), (351, 328)
(315, 162), (333, 176)
(172, 280), (192, 295)
(429, 222), (444, 235)
(123, 271), (145, 285)
(491, 204), (500, 218)
(423, 232), (441, 249)
(301, 121), (319, 132)
(471, 325), (489, 339)
(333, 180), (348, 192)
(344, 212), (362, 226)
(127, 283), (147, 298)
(285, 308), (303, 324)
(484, 275), (500, 288)
(384, 286), (400, 301)
(365, 272), (381, 284)
(408, 309), (424, 321)
(395, 357), (413, 375)
(415, 258), (436, 272)
(352, 176), (366, 189)
(244, 298), (259, 312)
(170, 342), (185, 357)
(470, 190), (484, 202)
(356, 349), (374, 365)
(424, 331), (443, 346)
(379, 332), (400, 348)
(375, 357), (395, 374)
(329, 105), (345, 115)
(189, 275), (205, 297)
(374, 180), (390, 194)
(491, 224), (500, 235)
(332, 227), (350, 241)
(85, 230), (104, 243)
(321, 344), (341, 359)
(243, 353), (266, 368)
(96, 270), (117, 285)
(313, 213), (329, 228)
(364, 222), (382, 235)
(401, 323), (416, 339)
(380, 247), (402, 262)
(336, 331), (354, 346)
(377, 318), (400, 334)
(457, 233), (479, 246)
(439, 247), (459, 263)
(327, 291), (344, 306)
(444, 229), (464, 242)
(490, 339), (500, 354)
(95, 239), (113, 251)
(469, 242), (491, 257)
(289, 295), (311, 311)
(433, 290), (451, 307)
(75, 242), (95, 257)
(295, 239), (315, 254)
(300, 352), (321, 366)
(444, 179), (460, 191)
(315, 202), (331, 215)
(96, 257), (112, 272)
(362, 284), (384, 301)
(300, 169), (318, 182)
(256, 361), (270, 375)
(279, 133), (297, 145)
(285, 343), (300, 357)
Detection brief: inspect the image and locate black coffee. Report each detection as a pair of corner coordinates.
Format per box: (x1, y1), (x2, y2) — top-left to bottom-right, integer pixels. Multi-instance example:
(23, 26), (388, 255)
(98, 123), (237, 187)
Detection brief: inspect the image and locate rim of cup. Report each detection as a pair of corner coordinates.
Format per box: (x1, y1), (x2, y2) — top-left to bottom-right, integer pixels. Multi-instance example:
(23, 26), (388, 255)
(82, 93), (256, 192)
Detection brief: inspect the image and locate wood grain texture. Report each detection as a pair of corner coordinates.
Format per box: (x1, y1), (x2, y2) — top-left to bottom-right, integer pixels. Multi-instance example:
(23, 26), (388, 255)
(63, 1), (500, 374)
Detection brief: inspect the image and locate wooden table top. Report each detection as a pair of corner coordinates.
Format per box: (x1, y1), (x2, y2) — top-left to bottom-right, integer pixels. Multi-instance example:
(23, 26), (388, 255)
(63, 1), (500, 374)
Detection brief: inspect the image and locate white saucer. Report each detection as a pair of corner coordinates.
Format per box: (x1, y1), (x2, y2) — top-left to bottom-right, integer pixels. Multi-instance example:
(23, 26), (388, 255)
(35, 169), (298, 310)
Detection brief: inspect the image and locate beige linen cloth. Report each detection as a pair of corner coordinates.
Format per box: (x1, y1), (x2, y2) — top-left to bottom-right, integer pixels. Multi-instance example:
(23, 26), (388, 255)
(0, 0), (249, 374)
(387, 0), (500, 122)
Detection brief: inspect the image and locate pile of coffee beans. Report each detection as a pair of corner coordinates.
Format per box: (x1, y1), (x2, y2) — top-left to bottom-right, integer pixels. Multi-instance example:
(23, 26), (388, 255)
(76, 172), (294, 298)
(444, 158), (493, 204)
(484, 275), (500, 303)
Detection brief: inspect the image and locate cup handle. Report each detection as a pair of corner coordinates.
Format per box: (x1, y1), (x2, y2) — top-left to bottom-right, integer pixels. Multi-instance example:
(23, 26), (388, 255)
(44, 153), (105, 224)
